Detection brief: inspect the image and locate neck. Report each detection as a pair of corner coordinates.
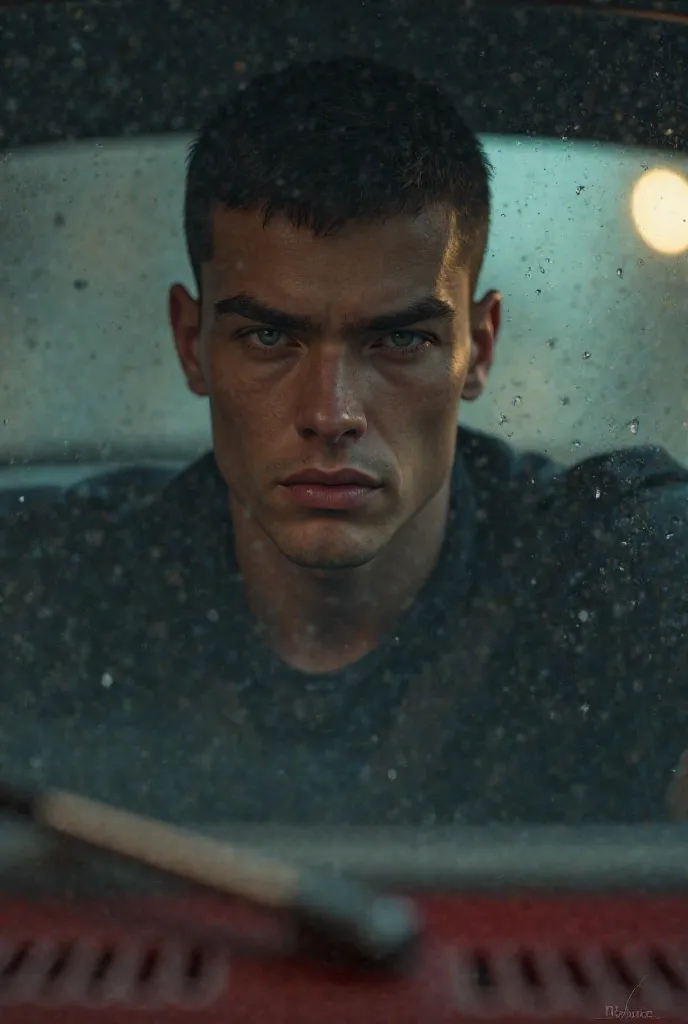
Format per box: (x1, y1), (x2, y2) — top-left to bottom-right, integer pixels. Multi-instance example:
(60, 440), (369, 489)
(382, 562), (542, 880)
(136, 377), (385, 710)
(231, 482), (452, 674)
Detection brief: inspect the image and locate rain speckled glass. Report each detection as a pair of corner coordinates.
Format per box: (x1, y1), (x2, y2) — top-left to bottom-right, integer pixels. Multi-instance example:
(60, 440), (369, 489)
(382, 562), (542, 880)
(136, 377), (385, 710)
(0, 0), (687, 895)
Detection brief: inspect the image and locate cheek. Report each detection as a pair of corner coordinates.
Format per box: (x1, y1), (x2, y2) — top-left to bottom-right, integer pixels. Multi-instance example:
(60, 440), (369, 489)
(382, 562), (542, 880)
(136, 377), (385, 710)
(206, 379), (273, 502)
(402, 352), (466, 431)
(393, 360), (465, 475)
(412, 396), (461, 467)
(206, 346), (259, 429)
(206, 357), (291, 479)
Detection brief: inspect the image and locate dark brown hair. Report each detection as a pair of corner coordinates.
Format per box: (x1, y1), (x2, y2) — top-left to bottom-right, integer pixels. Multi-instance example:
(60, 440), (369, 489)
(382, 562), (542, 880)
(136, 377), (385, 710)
(185, 56), (493, 292)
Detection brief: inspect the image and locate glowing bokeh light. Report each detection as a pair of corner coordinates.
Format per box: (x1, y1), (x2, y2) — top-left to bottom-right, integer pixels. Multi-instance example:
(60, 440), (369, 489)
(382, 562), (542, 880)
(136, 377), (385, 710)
(631, 168), (688, 255)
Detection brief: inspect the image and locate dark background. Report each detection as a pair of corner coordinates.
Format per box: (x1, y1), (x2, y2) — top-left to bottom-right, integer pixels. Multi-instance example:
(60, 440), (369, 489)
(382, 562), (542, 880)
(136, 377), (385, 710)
(0, 0), (687, 152)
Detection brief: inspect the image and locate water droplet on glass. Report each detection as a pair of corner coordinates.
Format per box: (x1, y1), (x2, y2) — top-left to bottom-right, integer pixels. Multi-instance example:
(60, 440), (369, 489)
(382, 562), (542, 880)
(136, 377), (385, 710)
(101, 672), (114, 689)
(617, 267), (623, 278)
(572, 440), (582, 448)
(578, 610), (590, 622)
(583, 351), (591, 360)
(387, 768), (398, 781)
(499, 413), (508, 426)
(513, 395), (522, 406)
(627, 418), (639, 435)
(595, 487), (601, 499)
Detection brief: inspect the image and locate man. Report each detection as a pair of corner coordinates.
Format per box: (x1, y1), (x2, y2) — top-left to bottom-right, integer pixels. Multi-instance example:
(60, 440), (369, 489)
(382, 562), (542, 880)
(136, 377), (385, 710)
(1, 57), (687, 830)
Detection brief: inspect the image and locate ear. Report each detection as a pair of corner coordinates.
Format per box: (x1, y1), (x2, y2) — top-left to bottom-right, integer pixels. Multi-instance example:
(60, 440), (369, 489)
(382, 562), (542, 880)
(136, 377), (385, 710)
(462, 289), (502, 402)
(169, 283), (208, 397)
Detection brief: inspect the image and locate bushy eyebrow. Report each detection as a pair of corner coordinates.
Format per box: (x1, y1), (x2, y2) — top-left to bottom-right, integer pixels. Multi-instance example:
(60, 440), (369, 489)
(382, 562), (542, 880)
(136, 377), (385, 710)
(213, 292), (455, 334)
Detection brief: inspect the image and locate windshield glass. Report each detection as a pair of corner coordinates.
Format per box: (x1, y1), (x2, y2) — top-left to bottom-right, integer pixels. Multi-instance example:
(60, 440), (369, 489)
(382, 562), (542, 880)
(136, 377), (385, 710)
(1, 0), (687, 863)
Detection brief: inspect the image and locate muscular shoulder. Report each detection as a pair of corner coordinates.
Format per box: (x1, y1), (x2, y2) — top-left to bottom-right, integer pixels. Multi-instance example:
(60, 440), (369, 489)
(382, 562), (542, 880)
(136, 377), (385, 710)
(0, 469), (170, 594)
(0, 462), (207, 704)
(498, 438), (688, 669)
(0, 455), (220, 585)
(541, 444), (688, 592)
(524, 447), (687, 820)
(0, 499), (110, 611)
(459, 426), (687, 530)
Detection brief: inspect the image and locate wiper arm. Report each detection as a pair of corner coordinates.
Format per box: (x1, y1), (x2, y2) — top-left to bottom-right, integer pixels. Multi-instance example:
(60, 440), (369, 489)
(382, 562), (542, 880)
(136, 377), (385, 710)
(0, 782), (422, 973)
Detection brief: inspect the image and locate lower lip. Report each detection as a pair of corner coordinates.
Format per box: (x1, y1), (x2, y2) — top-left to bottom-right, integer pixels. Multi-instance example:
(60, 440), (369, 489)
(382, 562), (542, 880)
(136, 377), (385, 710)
(281, 483), (378, 510)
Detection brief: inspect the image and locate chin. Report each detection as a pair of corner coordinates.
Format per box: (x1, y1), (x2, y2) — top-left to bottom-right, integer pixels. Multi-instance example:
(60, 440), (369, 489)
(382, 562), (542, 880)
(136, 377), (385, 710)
(273, 522), (387, 571)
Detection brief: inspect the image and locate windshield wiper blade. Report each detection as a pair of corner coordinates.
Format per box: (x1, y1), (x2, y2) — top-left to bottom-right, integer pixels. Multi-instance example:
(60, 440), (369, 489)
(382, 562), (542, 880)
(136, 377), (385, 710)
(0, 781), (422, 973)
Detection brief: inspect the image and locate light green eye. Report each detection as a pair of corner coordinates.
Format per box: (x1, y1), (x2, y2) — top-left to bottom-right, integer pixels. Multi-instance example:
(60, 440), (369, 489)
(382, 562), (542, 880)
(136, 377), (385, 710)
(254, 329), (284, 347)
(379, 331), (431, 354)
(389, 331), (419, 347)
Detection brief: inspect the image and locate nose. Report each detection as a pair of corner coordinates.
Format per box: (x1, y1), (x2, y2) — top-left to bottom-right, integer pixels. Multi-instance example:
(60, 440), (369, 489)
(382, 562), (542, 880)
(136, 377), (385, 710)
(294, 344), (368, 445)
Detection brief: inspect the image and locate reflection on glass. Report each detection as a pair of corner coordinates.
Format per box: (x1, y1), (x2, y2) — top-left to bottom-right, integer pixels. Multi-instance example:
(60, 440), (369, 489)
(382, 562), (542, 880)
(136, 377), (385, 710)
(0, 53), (687, 849)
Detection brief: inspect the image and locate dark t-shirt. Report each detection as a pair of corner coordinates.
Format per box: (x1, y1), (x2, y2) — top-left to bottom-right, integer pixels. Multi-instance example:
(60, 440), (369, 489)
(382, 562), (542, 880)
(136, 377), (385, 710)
(1, 427), (687, 828)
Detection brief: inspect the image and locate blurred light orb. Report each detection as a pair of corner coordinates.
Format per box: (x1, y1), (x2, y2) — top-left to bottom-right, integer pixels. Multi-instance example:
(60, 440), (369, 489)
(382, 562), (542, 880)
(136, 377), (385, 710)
(631, 168), (688, 255)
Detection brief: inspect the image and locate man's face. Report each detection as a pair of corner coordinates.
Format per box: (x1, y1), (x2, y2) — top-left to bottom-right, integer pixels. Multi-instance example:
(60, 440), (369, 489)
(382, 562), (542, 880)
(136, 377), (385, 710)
(170, 204), (500, 570)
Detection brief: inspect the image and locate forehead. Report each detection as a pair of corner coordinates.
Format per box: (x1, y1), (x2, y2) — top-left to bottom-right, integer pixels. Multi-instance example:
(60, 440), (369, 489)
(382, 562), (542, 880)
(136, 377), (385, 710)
(204, 205), (466, 311)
